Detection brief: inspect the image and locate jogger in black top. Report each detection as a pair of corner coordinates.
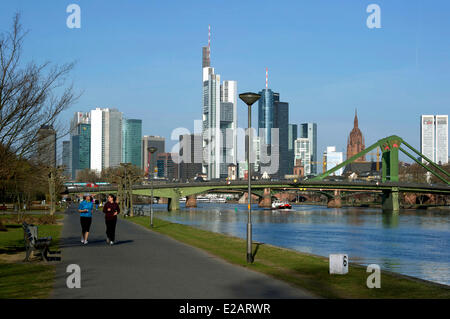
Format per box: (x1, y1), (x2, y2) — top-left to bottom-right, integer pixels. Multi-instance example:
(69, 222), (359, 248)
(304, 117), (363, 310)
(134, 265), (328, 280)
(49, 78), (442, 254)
(103, 194), (120, 245)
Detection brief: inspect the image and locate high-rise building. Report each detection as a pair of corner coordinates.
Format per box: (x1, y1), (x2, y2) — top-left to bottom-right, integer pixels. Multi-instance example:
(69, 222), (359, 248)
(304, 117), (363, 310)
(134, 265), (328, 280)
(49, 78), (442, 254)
(421, 115), (435, 162)
(294, 137), (311, 175)
(274, 101), (290, 177)
(257, 69), (291, 178)
(90, 108), (123, 172)
(201, 26), (237, 180)
(421, 115), (448, 165)
(142, 135), (165, 175)
(179, 133), (203, 181)
(69, 112), (90, 178)
(346, 110), (365, 162)
(62, 141), (71, 178)
(435, 115), (448, 165)
(300, 123), (317, 175)
(71, 123), (91, 179)
(324, 146), (344, 176)
(156, 153), (179, 181)
(36, 125), (56, 167)
(220, 80), (238, 178)
(70, 112), (91, 134)
(258, 88), (276, 145)
(122, 119), (142, 168)
(288, 124), (298, 176)
(253, 136), (261, 173)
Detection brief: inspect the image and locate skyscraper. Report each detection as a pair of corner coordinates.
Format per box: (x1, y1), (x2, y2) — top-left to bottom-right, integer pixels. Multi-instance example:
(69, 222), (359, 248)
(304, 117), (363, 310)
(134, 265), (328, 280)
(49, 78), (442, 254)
(70, 112), (91, 179)
(62, 141), (71, 178)
(421, 115), (448, 165)
(90, 108), (122, 172)
(288, 124), (298, 175)
(435, 115), (448, 165)
(258, 88), (276, 145)
(257, 69), (292, 178)
(72, 123), (91, 179)
(36, 125), (56, 167)
(179, 134), (203, 181)
(274, 101), (290, 177)
(122, 119), (142, 167)
(142, 135), (165, 175)
(201, 26), (237, 180)
(156, 153), (179, 181)
(294, 137), (311, 175)
(299, 123), (317, 175)
(421, 115), (435, 163)
(346, 110), (366, 162)
(324, 146), (344, 176)
(220, 80), (238, 178)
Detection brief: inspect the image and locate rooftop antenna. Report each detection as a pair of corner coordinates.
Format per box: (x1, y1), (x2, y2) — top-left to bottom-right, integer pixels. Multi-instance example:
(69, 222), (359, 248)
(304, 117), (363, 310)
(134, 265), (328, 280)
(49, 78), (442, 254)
(266, 68), (268, 89)
(208, 24), (211, 58)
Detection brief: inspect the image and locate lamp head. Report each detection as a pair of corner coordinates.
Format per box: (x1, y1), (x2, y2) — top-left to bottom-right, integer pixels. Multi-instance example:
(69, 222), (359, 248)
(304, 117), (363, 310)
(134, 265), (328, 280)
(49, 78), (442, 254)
(148, 147), (157, 154)
(239, 92), (261, 106)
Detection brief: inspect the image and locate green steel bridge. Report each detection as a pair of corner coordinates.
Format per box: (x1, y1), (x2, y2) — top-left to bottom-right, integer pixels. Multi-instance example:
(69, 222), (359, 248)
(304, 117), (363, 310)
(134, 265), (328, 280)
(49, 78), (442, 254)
(68, 135), (450, 212)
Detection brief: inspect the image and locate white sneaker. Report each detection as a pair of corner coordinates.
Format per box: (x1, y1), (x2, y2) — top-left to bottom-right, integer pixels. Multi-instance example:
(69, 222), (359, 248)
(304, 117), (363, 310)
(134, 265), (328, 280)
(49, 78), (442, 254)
(110, 241), (114, 245)
(84, 240), (88, 245)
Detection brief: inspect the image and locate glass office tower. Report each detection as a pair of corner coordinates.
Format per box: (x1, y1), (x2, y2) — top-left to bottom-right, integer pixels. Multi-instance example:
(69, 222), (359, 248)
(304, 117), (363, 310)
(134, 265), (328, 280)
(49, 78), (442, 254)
(122, 119), (142, 167)
(72, 123), (91, 179)
(258, 89), (276, 145)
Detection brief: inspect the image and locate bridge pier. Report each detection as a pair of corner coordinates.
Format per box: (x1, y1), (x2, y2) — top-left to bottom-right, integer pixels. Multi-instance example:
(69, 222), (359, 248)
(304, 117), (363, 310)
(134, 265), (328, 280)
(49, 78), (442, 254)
(258, 188), (272, 208)
(382, 188), (399, 213)
(327, 190), (342, 208)
(186, 195), (197, 208)
(168, 197), (180, 211)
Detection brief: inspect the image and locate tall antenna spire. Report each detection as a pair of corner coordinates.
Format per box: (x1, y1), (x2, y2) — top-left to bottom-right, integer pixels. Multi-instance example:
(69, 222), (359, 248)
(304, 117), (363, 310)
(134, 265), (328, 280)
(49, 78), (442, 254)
(208, 24), (211, 51)
(266, 68), (268, 89)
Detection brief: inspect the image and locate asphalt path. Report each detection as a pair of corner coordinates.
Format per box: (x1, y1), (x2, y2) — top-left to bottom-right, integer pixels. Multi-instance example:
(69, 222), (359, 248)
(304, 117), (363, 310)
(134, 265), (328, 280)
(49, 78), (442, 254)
(52, 204), (315, 299)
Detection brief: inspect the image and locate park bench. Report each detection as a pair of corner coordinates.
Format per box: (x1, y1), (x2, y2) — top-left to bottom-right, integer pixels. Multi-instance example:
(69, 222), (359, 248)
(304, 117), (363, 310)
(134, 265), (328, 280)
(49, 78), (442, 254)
(22, 222), (60, 262)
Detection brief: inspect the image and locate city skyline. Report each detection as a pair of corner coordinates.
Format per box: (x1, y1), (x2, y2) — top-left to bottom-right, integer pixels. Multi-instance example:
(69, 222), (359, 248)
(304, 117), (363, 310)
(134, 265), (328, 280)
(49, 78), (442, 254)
(2, 1), (449, 165)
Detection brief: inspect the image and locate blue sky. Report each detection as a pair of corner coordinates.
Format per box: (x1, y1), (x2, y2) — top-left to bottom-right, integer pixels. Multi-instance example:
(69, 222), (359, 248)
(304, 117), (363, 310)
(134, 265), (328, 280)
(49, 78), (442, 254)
(0, 0), (449, 162)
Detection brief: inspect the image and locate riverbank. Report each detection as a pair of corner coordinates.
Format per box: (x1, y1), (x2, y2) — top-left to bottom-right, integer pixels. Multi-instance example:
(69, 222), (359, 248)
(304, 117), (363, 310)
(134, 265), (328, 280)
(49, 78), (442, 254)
(128, 216), (450, 299)
(0, 214), (63, 298)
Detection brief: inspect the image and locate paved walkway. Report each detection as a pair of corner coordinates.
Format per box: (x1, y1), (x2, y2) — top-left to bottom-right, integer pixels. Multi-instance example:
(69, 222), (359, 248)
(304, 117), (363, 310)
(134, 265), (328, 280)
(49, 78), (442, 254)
(52, 205), (314, 299)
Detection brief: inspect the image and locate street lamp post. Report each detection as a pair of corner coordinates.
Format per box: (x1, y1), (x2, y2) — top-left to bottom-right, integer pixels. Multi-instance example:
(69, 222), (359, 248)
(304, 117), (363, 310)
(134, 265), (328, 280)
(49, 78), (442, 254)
(239, 92), (261, 264)
(148, 147), (157, 227)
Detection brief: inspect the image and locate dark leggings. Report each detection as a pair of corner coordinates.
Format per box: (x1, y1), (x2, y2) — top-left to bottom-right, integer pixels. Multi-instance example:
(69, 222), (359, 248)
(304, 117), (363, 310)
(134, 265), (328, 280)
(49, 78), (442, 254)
(105, 217), (117, 242)
(80, 217), (92, 233)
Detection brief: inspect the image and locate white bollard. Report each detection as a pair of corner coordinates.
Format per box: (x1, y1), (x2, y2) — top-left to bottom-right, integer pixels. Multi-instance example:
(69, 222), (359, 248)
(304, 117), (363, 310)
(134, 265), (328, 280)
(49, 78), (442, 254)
(329, 254), (348, 274)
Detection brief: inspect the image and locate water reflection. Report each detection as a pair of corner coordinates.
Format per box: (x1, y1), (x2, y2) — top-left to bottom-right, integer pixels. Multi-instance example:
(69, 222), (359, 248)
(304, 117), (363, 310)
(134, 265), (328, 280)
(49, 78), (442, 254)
(137, 203), (450, 286)
(382, 212), (399, 228)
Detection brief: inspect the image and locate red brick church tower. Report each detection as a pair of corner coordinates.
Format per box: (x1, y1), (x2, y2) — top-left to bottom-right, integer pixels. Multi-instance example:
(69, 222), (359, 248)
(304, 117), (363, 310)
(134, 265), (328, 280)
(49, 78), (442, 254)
(346, 110), (366, 162)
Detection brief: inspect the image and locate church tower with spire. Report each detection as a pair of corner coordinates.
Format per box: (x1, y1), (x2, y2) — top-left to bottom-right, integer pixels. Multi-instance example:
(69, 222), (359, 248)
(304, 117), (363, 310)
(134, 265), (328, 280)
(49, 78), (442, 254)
(346, 109), (366, 162)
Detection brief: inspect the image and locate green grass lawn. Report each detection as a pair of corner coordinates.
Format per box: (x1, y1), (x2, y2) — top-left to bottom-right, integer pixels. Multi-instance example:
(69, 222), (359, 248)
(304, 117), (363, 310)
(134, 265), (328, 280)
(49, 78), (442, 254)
(0, 214), (63, 299)
(128, 216), (450, 299)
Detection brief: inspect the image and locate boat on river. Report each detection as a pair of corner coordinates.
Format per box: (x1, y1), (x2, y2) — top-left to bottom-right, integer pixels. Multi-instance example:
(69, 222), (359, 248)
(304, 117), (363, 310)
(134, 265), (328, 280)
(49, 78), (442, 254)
(271, 200), (292, 210)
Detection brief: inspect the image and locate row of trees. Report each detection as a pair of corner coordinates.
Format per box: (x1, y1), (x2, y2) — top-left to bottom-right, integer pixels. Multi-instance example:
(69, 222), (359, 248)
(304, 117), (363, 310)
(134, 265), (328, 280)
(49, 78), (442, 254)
(0, 14), (78, 215)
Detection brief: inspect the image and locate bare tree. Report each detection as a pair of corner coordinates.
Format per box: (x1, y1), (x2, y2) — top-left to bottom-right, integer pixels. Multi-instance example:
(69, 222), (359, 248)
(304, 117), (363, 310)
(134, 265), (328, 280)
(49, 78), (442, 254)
(75, 168), (101, 183)
(0, 13), (79, 177)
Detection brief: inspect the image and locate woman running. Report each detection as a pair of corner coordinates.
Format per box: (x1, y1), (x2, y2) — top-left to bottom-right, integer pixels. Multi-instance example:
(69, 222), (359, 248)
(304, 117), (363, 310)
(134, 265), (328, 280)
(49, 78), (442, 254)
(78, 195), (94, 245)
(103, 194), (120, 245)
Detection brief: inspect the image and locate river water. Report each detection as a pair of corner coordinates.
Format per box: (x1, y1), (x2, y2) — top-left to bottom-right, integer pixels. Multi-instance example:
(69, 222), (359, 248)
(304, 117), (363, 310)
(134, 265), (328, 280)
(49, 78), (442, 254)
(138, 203), (450, 286)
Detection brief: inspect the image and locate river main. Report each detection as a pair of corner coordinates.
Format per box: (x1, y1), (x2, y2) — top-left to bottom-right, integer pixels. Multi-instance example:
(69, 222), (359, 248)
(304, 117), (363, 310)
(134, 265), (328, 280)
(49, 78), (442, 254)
(139, 203), (449, 286)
